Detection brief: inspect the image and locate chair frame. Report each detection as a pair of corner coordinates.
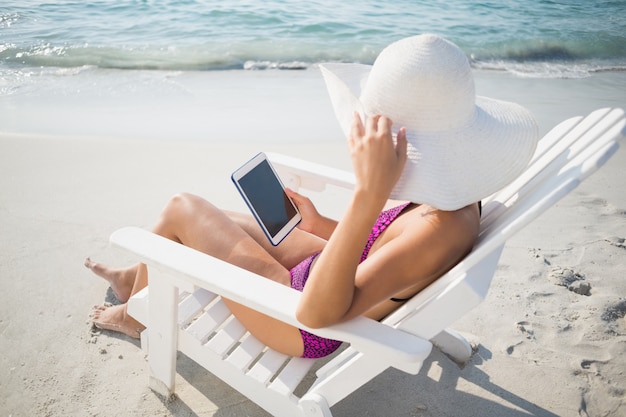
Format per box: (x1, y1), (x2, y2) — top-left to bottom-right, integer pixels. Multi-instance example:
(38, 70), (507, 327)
(110, 107), (625, 416)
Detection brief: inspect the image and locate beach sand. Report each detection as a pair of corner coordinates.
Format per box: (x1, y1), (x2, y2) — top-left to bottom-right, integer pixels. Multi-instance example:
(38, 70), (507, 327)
(1, 68), (625, 416)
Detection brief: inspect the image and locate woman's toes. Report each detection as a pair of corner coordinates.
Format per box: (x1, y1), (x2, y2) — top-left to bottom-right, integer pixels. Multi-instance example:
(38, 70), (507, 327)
(84, 257), (94, 269)
(90, 304), (143, 339)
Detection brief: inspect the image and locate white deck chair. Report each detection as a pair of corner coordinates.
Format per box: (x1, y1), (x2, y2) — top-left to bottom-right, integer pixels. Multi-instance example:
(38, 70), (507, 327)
(111, 107), (625, 417)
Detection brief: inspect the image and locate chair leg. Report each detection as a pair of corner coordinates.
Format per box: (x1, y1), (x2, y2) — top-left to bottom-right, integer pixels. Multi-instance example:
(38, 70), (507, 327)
(431, 328), (476, 366)
(147, 269), (179, 399)
(299, 393), (333, 417)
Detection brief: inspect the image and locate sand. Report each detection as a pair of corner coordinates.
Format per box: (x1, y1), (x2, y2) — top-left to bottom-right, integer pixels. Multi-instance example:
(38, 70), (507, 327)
(1, 68), (625, 416)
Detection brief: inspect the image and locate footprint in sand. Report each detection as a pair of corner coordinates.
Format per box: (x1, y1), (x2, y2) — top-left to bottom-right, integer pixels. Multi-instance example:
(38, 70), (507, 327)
(578, 358), (609, 378)
(505, 321), (535, 355)
(548, 267), (591, 296)
(505, 341), (523, 355)
(516, 320), (535, 339)
(605, 236), (626, 249)
(601, 299), (626, 322)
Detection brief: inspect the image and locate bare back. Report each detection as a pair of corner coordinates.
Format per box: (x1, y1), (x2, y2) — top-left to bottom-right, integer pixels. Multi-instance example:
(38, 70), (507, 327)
(330, 202), (481, 321)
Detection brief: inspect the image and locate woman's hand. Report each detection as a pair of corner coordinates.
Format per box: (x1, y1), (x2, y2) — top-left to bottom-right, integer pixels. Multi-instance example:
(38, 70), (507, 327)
(286, 188), (337, 239)
(285, 188), (320, 233)
(349, 113), (407, 206)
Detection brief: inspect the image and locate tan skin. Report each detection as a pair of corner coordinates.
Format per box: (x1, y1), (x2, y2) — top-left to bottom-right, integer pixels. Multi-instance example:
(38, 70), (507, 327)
(87, 113), (480, 357)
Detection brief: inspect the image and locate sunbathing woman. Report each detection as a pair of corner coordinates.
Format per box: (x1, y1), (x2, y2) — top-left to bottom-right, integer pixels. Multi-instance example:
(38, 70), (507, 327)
(87, 34), (538, 359)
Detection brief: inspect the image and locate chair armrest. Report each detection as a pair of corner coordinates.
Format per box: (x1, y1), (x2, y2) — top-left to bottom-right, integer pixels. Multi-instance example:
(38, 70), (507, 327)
(110, 227), (431, 370)
(267, 152), (355, 192)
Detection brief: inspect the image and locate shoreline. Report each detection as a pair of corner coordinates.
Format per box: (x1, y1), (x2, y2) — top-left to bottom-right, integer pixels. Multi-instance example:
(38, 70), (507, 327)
(1, 68), (625, 416)
(2, 67), (626, 141)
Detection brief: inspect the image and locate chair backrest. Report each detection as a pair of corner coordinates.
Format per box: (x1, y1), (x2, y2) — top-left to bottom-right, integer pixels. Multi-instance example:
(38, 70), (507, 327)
(382, 107), (625, 338)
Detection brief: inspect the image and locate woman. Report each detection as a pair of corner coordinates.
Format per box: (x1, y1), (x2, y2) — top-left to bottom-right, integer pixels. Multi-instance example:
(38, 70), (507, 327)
(87, 34), (538, 359)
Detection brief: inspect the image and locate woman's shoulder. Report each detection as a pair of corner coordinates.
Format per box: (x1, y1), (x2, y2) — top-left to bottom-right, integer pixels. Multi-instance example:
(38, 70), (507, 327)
(369, 202), (480, 262)
(394, 203), (480, 254)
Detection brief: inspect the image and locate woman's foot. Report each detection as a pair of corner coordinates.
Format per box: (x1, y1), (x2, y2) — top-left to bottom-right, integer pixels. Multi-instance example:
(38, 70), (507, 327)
(91, 304), (144, 339)
(84, 257), (136, 302)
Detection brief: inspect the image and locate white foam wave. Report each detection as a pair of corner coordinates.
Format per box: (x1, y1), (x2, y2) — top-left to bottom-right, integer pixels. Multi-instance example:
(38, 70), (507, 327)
(471, 59), (626, 79)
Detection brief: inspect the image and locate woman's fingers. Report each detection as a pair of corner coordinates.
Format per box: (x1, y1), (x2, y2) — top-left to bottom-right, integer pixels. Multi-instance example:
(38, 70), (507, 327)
(376, 115), (392, 135)
(396, 127), (408, 164)
(286, 188), (308, 210)
(286, 188), (319, 231)
(366, 113), (381, 134)
(348, 113), (407, 197)
(349, 111), (364, 143)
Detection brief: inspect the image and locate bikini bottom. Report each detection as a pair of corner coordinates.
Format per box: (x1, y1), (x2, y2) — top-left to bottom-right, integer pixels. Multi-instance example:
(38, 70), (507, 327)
(289, 252), (343, 359)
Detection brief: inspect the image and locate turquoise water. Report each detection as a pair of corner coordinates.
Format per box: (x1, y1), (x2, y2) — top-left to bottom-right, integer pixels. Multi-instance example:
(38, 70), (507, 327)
(1, 0), (626, 77)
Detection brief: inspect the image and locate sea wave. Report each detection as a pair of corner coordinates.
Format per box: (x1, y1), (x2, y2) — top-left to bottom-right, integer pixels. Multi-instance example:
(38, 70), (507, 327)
(2, 40), (625, 79)
(0, 40), (377, 71)
(471, 59), (626, 79)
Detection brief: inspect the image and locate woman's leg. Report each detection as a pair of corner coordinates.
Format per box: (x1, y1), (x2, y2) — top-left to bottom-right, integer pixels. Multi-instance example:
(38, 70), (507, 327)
(91, 193), (324, 355)
(152, 193), (300, 284)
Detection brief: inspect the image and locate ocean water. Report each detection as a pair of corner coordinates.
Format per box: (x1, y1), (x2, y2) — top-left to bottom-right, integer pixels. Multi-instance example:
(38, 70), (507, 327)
(2, 0), (626, 79)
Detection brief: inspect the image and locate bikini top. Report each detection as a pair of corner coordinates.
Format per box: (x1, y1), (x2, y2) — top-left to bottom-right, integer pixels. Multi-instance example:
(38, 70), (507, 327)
(360, 202), (412, 263)
(360, 202), (413, 303)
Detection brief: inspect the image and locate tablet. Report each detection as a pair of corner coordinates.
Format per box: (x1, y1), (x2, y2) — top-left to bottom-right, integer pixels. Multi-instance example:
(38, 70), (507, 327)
(231, 152), (302, 246)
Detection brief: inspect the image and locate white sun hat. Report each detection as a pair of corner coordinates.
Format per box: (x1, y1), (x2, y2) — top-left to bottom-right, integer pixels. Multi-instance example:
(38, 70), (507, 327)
(320, 34), (539, 211)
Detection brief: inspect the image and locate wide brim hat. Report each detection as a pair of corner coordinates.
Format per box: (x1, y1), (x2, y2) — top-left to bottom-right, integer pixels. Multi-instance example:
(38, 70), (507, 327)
(320, 34), (538, 211)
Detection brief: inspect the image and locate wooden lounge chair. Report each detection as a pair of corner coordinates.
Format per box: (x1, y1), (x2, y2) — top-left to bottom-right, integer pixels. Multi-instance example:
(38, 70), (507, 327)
(110, 107), (625, 417)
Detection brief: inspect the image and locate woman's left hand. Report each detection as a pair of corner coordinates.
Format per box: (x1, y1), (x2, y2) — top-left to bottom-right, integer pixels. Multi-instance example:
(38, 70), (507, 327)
(349, 113), (407, 204)
(285, 188), (321, 233)
(286, 187), (338, 240)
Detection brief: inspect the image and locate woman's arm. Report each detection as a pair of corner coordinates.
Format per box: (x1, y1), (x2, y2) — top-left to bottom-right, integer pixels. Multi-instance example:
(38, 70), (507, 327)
(296, 114), (407, 328)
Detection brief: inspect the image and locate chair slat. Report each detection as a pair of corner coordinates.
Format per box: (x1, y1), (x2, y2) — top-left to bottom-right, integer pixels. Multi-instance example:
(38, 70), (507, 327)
(178, 288), (217, 326)
(247, 349), (290, 385)
(480, 108), (622, 236)
(205, 318), (247, 356)
(185, 300), (232, 343)
(269, 357), (316, 396)
(226, 334), (266, 371)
